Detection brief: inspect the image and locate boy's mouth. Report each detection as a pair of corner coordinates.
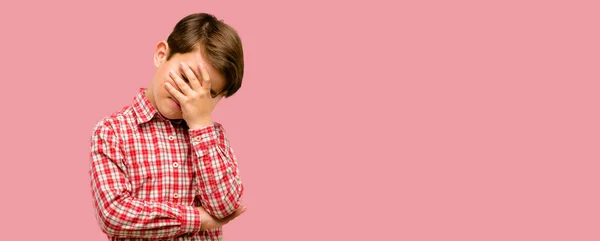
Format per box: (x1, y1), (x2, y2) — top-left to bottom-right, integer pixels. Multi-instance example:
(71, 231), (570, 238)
(170, 98), (181, 110)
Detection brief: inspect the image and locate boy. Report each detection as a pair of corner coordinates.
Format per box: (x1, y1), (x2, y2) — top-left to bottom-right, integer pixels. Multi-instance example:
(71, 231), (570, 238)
(89, 13), (246, 241)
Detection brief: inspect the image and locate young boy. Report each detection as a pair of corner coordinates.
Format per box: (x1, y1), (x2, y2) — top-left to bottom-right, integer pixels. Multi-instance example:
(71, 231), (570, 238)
(89, 13), (246, 240)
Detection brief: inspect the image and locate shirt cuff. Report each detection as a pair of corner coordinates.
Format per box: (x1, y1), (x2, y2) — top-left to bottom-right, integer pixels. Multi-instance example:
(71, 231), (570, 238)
(178, 204), (202, 235)
(188, 122), (221, 145)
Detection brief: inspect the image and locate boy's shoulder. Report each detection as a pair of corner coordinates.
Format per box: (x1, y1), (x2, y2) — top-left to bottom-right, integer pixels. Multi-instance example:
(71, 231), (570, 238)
(91, 102), (137, 136)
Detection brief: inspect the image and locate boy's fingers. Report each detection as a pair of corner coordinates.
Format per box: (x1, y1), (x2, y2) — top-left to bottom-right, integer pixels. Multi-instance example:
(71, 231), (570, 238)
(222, 206), (247, 223)
(222, 212), (242, 225)
(164, 82), (186, 101)
(205, 79), (212, 96)
(169, 70), (194, 95)
(180, 62), (201, 90)
(199, 63), (211, 89)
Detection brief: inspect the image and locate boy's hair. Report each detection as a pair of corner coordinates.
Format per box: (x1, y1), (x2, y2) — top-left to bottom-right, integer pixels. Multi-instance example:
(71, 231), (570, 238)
(166, 13), (244, 98)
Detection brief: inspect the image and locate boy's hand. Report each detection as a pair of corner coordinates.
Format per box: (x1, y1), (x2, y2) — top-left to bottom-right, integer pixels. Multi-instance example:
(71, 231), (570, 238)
(198, 205), (247, 230)
(165, 62), (223, 129)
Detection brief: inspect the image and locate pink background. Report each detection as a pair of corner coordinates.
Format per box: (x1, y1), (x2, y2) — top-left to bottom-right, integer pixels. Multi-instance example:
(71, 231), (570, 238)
(1, 0), (599, 240)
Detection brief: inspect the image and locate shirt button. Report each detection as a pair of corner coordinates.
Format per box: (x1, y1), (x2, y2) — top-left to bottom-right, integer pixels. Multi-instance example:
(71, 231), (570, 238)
(194, 136), (201, 142)
(173, 193), (179, 199)
(173, 162), (179, 168)
(168, 136), (175, 141)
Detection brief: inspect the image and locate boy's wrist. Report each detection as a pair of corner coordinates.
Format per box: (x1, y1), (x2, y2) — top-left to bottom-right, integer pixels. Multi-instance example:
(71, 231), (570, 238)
(187, 118), (213, 130)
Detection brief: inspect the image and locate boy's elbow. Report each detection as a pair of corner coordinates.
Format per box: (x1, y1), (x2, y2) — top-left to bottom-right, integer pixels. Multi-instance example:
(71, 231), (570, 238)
(97, 212), (119, 237)
(208, 187), (244, 219)
(100, 224), (119, 238)
(98, 216), (133, 238)
(95, 202), (129, 238)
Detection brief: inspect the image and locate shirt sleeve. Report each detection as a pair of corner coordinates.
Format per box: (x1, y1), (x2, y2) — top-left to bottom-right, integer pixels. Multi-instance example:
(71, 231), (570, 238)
(188, 122), (244, 219)
(89, 122), (202, 239)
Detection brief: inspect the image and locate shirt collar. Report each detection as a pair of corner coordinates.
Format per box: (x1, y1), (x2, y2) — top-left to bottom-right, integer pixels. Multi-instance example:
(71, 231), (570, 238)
(132, 88), (158, 125)
(132, 88), (186, 126)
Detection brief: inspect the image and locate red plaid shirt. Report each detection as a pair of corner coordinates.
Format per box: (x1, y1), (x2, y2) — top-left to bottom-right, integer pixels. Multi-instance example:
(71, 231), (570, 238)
(89, 88), (244, 240)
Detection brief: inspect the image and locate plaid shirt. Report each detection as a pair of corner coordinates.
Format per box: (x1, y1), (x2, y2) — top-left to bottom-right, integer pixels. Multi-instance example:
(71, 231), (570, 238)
(89, 88), (244, 240)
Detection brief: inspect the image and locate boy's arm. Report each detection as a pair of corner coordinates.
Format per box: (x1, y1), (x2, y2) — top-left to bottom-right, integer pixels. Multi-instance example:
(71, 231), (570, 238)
(188, 122), (244, 219)
(89, 123), (202, 239)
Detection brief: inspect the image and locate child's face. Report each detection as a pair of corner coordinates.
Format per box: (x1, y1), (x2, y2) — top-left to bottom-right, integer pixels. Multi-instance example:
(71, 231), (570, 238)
(148, 41), (227, 120)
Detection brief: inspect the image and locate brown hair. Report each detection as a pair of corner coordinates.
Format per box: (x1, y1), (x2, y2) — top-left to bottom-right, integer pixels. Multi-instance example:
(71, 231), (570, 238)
(166, 13), (244, 98)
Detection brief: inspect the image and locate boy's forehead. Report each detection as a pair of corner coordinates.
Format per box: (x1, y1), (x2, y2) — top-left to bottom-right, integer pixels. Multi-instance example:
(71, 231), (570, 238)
(174, 51), (210, 72)
(176, 50), (207, 66)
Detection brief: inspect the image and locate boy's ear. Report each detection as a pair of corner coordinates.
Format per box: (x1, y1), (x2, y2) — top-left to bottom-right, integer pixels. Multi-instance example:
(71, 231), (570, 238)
(153, 41), (169, 68)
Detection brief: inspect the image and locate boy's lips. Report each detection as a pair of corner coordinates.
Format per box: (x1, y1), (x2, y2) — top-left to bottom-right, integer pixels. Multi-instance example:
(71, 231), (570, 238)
(170, 98), (181, 110)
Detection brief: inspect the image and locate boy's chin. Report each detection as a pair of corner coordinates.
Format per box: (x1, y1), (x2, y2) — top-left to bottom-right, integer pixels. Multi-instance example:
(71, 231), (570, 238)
(157, 106), (182, 120)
